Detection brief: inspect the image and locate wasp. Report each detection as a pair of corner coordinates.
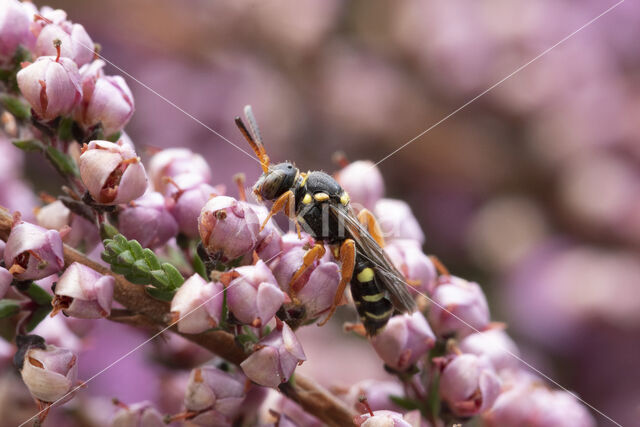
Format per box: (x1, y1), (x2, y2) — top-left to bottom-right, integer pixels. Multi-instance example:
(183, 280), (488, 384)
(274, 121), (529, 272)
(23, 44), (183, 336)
(235, 106), (416, 335)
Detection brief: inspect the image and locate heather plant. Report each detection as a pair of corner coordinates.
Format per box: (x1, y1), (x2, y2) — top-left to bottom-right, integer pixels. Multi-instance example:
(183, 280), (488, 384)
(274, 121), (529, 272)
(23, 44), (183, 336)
(0, 1), (600, 426)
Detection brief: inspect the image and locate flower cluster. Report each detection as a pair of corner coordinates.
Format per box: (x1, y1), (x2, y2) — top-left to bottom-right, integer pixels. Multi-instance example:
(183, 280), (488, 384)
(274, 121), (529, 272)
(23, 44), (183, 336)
(0, 1), (602, 426)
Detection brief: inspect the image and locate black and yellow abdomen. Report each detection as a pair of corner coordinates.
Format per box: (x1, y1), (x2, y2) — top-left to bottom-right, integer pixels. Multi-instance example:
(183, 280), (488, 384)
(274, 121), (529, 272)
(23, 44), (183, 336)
(350, 256), (394, 336)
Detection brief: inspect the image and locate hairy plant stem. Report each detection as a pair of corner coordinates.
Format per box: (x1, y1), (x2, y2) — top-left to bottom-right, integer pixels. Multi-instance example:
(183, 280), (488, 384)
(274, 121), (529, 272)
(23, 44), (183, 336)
(0, 208), (356, 426)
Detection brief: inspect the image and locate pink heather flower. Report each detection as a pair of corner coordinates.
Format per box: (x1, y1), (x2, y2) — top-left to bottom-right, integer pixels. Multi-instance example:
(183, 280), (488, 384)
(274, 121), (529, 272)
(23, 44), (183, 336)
(183, 366), (245, 425)
(459, 329), (520, 372)
(169, 173), (222, 238)
(345, 379), (405, 412)
(198, 195), (260, 262)
(36, 200), (100, 252)
(280, 231), (314, 252)
(0, 265), (11, 298)
(271, 245), (340, 320)
(34, 21), (94, 67)
(148, 148), (211, 193)
(169, 274), (224, 334)
(0, 0), (35, 60)
(439, 354), (501, 417)
(354, 410), (420, 427)
(427, 276), (490, 339)
(374, 198), (425, 245)
(370, 312), (436, 371)
(249, 204), (283, 263)
(226, 260), (284, 326)
(111, 401), (164, 427)
(78, 140), (148, 205)
(75, 60), (134, 137)
(118, 192), (178, 249)
(240, 322), (306, 387)
(385, 239), (437, 295)
(335, 160), (384, 211)
(20, 344), (78, 404)
(51, 262), (114, 319)
(483, 372), (596, 427)
(32, 315), (83, 353)
(17, 56), (82, 121)
(4, 220), (64, 280)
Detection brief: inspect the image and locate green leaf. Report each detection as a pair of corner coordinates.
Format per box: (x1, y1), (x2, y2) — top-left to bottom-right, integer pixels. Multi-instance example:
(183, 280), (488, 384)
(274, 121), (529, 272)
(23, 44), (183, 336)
(162, 264), (185, 289)
(46, 146), (79, 177)
(26, 306), (52, 332)
(57, 117), (75, 142)
(24, 282), (53, 306)
(143, 249), (161, 270)
(389, 395), (423, 411)
(0, 300), (21, 318)
(145, 287), (175, 301)
(219, 287), (228, 330)
(106, 131), (122, 142)
(101, 234), (185, 301)
(12, 139), (44, 152)
(1, 95), (30, 121)
(426, 370), (441, 420)
(193, 252), (207, 279)
(150, 270), (170, 288)
(100, 223), (119, 241)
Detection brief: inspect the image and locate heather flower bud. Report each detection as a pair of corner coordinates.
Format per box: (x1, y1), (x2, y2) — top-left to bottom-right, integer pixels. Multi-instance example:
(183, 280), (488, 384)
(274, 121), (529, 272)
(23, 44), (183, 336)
(17, 56), (82, 121)
(36, 200), (100, 252)
(374, 198), (425, 244)
(19, 344), (78, 404)
(439, 353), (501, 417)
(345, 379), (405, 412)
(483, 372), (595, 426)
(111, 401), (164, 427)
(169, 274), (223, 334)
(34, 22), (94, 67)
(370, 312), (436, 371)
(168, 173), (223, 238)
(385, 239), (436, 295)
(183, 366), (245, 425)
(335, 160), (384, 211)
(354, 410), (418, 427)
(0, 0), (35, 60)
(119, 192), (178, 249)
(240, 322), (306, 387)
(148, 148), (211, 193)
(0, 265), (11, 298)
(79, 140), (148, 205)
(427, 276), (490, 338)
(459, 329), (520, 372)
(271, 245), (340, 320)
(250, 204), (283, 263)
(198, 195), (260, 262)
(4, 220), (64, 280)
(75, 60), (134, 137)
(226, 260), (284, 326)
(51, 262), (114, 319)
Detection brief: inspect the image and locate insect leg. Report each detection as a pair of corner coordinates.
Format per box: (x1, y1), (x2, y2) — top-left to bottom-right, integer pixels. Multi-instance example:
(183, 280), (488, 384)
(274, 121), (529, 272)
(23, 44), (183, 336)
(289, 243), (326, 293)
(318, 238), (356, 327)
(357, 208), (385, 247)
(260, 190), (297, 233)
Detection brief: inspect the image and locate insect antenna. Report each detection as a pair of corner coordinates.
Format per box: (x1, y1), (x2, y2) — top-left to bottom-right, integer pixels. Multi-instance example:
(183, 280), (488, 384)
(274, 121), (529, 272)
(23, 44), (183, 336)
(234, 105), (270, 173)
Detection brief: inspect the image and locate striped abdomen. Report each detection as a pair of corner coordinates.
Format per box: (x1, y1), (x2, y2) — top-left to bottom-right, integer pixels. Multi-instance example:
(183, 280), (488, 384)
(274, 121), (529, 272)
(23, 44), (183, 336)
(350, 256), (394, 336)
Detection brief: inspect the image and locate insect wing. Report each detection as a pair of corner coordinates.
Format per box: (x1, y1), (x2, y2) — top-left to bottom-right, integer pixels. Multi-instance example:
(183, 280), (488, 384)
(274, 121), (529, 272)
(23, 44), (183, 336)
(330, 204), (417, 313)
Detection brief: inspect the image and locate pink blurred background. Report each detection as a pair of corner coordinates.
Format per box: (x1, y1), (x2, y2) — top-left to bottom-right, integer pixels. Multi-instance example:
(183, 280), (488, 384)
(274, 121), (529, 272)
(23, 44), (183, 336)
(5, 0), (640, 425)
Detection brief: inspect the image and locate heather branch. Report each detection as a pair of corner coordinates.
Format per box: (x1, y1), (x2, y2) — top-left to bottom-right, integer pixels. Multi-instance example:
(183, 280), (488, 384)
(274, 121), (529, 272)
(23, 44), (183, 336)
(0, 208), (356, 426)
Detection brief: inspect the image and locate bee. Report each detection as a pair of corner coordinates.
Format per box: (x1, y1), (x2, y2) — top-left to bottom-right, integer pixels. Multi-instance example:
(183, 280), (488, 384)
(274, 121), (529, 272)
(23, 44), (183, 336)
(236, 105), (416, 335)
